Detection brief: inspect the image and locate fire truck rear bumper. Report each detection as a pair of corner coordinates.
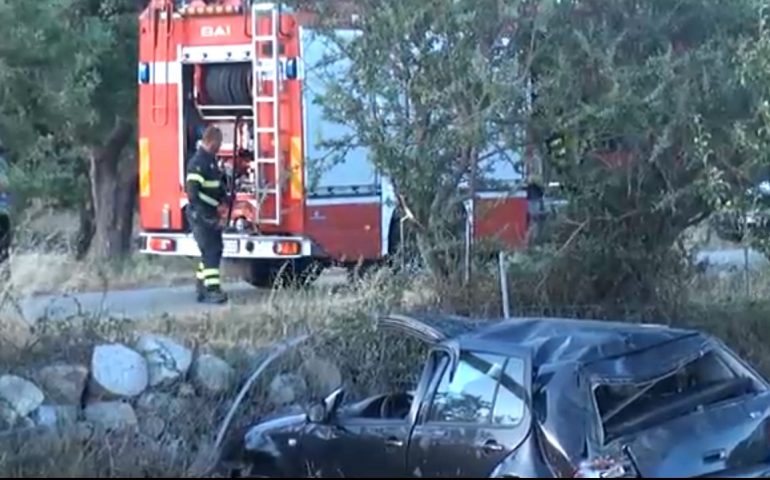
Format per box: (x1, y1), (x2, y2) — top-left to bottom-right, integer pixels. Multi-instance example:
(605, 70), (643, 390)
(138, 232), (319, 259)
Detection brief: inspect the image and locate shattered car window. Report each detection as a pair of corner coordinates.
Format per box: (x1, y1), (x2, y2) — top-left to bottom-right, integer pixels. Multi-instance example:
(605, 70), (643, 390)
(428, 351), (526, 426)
(594, 351), (755, 442)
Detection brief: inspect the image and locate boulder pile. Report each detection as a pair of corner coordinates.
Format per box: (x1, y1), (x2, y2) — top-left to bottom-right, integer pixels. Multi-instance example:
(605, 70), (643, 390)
(0, 332), (344, 463)
(0, 334), (235, 442)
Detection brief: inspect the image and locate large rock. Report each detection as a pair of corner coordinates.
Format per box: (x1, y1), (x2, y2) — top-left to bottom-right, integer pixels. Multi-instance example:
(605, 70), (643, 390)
(90, 344), (149, 398)
(38, 364), (89, 405)
(0, 406), (34, 431)
(268, 373), (308, 406)
(191, 354), (235, 395)
(135, 334), (193, 387)
(33, 405), (79, 429)
(0, 406), (15, 430)
(0, 375), (45, 425)
(84, 401), (138, 430)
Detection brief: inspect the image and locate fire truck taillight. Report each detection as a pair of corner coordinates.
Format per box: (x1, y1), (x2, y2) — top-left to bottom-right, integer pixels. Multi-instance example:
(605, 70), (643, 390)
(274, 241), (300, 256)
(148, 237), (176, 252)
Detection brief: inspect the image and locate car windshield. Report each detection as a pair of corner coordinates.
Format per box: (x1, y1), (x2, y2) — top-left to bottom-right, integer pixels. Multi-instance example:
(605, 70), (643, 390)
(594, 350), (755, 442)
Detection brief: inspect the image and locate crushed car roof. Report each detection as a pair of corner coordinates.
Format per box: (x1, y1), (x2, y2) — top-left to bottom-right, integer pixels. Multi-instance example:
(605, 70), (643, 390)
(383, 314), (707, 369)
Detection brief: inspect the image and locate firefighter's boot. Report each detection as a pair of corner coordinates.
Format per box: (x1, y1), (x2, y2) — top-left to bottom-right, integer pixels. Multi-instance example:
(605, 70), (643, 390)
(199, 287), (228, 305)
(195, 263), (206, 301)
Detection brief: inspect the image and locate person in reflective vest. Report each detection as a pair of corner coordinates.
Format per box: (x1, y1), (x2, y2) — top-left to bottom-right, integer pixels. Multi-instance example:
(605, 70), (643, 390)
(185, 126), (228, 304)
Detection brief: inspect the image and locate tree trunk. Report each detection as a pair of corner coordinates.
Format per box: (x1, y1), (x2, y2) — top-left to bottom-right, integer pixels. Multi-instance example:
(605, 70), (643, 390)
(75, 196), (95, 260)
(88, 118), (136, 261)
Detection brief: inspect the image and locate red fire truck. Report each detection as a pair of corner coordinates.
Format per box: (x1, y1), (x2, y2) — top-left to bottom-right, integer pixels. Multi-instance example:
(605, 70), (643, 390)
(137, 0), (532, 286)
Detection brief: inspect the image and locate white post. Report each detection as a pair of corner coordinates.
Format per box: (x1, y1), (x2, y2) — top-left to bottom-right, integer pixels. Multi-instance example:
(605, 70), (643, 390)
(498, 251), (510, 319)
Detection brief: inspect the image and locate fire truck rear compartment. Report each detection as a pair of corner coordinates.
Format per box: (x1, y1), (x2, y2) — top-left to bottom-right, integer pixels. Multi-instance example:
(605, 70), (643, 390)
(138, 3), (385, 287)
(183, 60), (272, 232)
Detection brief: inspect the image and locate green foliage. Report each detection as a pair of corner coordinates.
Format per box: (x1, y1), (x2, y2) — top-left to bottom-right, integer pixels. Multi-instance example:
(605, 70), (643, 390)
(311, 0), (527, 279)
(708, 5), (770, 259)
(0, 0), (137, 211)
(523, 0), (770, 305)
(310, 0), (770, 306)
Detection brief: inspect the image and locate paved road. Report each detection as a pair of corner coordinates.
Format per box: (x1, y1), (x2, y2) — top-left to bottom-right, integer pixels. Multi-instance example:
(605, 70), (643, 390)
(16, 269), (348, 324)
(16, 282), (263, 323)
(12, 249), (767, 324)
(695, 247), (769, 271)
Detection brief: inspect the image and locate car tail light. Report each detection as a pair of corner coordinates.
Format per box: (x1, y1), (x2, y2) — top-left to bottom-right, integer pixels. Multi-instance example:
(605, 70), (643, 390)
(573, 453), (639, 478)
(274, 240), (300, 256)
(148, 237), (176, 252)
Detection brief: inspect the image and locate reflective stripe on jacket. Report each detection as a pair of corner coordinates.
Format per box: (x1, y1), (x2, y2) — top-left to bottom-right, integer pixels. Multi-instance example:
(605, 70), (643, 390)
(185, 147), (226, 217)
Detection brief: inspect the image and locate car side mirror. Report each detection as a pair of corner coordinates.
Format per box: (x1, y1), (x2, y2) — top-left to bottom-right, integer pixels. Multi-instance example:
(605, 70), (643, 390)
(307, 387), (345, 424)
(307, 401), (327, 424)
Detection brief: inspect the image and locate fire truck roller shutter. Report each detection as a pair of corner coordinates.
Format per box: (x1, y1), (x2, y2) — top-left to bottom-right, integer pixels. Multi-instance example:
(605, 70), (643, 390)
(204, 64), (252, 106)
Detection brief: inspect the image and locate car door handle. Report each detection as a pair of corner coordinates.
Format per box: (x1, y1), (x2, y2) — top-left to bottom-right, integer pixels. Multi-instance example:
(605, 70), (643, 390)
(703, 449), (726, 464)
(385, 437), (404, 448)
(482, 440), (504, 454)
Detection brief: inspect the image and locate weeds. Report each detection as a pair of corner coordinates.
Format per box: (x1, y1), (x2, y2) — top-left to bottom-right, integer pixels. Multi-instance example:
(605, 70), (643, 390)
(0, 266), (431, 478)
(4, 214), (770, 477)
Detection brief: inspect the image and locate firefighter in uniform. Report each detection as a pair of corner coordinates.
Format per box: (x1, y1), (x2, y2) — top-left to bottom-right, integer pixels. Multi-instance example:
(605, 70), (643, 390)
(185, 126), (228, 304)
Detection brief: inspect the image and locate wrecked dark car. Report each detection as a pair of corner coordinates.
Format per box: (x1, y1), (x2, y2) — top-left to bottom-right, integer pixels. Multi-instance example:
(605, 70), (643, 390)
(222, 315), (770, 478)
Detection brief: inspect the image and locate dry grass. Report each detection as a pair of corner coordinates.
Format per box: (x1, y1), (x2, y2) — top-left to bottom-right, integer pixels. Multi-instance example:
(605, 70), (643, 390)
(0, 267), (431, 478)
(7, 206), (233, 295)
(5, 261), (770, 478)
(6, 251), (198, 296)
(5, 211), (770, 477)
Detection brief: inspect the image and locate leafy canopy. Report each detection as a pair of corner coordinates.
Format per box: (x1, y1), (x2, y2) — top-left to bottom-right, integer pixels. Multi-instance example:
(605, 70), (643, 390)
(0, 0), (137, 210)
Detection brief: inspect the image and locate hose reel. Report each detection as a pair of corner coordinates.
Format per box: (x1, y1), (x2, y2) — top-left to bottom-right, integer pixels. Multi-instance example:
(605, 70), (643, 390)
(204, 64), (252, 106)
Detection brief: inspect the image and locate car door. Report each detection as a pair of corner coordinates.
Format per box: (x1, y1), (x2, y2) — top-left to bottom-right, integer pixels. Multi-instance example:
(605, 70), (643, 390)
(296, 396), (414, 478)
(322, 416), (412, 478)
(328, 356), (444, 478)
(298, 350), (447, 478)
(407, 348), (533, 478)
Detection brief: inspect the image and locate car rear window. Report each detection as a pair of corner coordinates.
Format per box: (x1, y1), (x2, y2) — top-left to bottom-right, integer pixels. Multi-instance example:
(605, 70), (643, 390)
(428, 351), (526, 426)
(594, 350), (755, 442)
